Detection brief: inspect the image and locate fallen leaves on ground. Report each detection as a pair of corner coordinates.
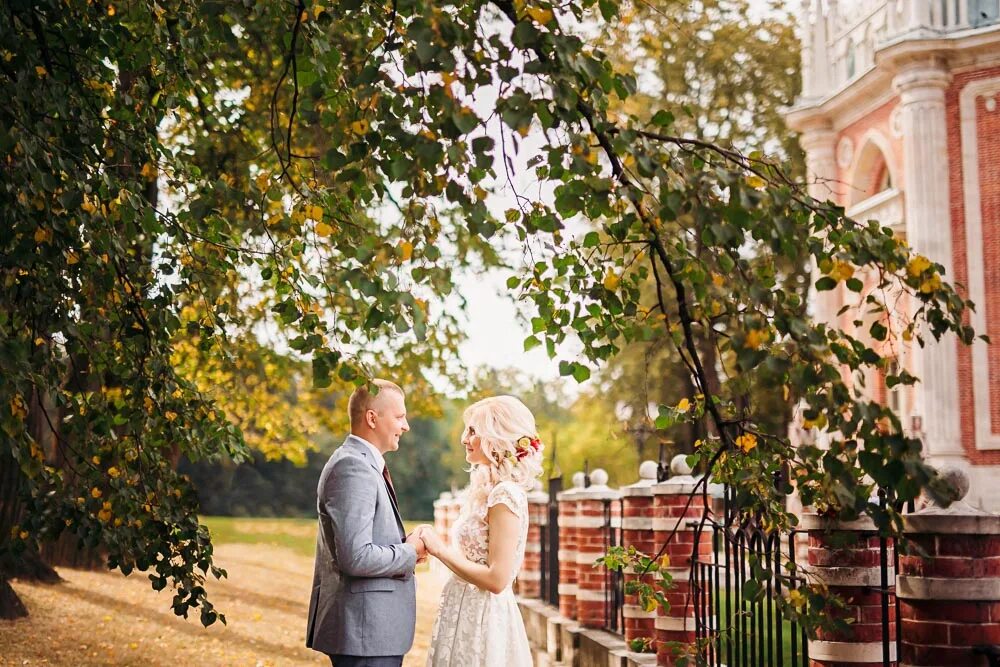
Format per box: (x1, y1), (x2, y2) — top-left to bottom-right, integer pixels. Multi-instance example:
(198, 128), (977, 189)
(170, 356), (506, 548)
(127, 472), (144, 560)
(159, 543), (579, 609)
(0, 543), (445, 666)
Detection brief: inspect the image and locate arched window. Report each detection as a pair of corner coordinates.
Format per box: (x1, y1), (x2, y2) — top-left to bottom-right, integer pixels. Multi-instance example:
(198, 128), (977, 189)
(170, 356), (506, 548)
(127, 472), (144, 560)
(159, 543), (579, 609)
(848, 138), (896, 207)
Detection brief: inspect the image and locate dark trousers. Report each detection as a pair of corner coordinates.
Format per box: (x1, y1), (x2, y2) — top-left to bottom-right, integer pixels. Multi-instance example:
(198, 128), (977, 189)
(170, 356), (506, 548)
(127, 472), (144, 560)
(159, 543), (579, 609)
(329, 655), (403, 667)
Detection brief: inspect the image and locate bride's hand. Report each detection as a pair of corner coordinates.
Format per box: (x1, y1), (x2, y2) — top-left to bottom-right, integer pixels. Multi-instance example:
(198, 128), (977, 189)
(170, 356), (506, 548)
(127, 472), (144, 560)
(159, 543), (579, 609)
(416, 525), (445, 556)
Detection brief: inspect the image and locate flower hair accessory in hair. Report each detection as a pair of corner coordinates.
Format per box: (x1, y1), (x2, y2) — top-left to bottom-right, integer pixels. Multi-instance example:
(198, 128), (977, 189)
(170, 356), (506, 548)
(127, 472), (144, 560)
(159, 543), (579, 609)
(515, 436), (541, 460)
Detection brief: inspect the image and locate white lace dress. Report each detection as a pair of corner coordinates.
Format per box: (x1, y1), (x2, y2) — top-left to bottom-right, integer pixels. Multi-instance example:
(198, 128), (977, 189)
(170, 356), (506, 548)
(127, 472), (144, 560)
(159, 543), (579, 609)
(426, 481), (533, 666)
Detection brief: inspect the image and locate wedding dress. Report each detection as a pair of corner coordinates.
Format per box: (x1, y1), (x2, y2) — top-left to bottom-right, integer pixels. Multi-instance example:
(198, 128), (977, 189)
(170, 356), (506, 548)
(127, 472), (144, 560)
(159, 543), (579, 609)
(426, 480), (533, 666)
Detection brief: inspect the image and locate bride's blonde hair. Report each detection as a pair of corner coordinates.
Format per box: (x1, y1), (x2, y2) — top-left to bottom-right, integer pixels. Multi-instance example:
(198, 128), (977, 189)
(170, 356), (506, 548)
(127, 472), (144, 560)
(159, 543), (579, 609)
(464, 395), (544, 497)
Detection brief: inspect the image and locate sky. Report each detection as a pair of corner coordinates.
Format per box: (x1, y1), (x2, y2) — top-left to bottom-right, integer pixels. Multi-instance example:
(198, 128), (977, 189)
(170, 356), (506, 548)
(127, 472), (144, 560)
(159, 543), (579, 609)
(454, 267), (560, 381)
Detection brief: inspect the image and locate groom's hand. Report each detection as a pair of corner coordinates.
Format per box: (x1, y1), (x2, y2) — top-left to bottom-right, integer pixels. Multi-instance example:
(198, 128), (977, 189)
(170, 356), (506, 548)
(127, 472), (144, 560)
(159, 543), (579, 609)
(405, 531), (427, 562)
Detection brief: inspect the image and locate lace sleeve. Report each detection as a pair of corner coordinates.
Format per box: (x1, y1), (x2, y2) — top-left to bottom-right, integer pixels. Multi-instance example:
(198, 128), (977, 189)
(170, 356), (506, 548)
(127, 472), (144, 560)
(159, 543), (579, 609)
(486, 481), (527, 521)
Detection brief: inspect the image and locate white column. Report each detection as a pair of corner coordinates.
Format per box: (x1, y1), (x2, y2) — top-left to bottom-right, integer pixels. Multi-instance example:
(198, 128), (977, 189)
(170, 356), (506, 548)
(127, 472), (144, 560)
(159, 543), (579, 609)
(799, 0), (815, 97)
(892, 61), (965, 466)
(800, 125), (842, 328)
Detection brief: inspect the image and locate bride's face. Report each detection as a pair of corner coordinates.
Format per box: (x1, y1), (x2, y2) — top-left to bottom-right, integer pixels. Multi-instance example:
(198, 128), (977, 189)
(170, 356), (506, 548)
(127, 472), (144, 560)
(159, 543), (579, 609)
(462, 424), (490, 465)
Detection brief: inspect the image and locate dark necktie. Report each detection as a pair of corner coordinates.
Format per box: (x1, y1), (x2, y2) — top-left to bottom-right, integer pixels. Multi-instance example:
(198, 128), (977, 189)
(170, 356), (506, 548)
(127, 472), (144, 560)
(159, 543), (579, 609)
(382, 464), (398, 507)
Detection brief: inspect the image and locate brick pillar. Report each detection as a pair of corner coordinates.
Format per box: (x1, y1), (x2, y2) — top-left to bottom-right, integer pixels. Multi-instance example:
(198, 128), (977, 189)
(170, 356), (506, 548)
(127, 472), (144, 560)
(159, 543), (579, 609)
(652, 464), (711, 666)
(574, 469), (622, 628)
(433, 492), (451, 539)
(557, 472), (584, 620)
(899, 483), (1000, 666)
(621, 460), (659, 647)
(445, 492), (461, 546)
(802, 514), (897, 666)
(517, 481), (548, 598)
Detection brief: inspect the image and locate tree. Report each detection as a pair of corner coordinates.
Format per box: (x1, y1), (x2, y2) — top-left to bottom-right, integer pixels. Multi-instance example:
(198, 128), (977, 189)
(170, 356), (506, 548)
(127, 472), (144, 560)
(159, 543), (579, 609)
(3, 0), (976, 640)
(1, 0), (490, 621)
(579, 0), (806, 465)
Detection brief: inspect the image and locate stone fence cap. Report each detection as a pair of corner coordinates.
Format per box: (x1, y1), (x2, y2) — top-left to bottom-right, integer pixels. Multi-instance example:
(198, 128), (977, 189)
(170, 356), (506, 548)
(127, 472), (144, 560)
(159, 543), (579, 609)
(527, 490), (549, 503)
(904, 512), (1000, 535)
(573, 487), (623, 501)
(799, 513), (877, 532)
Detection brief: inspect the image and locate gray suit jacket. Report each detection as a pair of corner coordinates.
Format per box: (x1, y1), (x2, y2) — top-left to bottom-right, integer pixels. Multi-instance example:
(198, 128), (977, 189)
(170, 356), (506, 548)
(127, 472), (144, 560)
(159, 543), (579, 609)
(306, 436), (417, 657)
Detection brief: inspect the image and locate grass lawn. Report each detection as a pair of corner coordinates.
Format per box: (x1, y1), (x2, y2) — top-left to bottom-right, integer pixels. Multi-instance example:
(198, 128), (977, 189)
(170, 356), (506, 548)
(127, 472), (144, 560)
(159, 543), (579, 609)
(201, 516), (426, 559)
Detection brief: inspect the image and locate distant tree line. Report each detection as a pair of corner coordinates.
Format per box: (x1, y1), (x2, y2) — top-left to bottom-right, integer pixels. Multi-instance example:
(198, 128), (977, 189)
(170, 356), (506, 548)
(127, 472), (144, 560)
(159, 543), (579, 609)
(180, 414), (463, 521)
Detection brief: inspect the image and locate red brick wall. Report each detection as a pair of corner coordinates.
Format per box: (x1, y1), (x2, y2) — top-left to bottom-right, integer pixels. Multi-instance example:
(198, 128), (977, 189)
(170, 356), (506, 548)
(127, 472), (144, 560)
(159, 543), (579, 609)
(947, 66), (1000, 463)
(835, 98), (903, 207)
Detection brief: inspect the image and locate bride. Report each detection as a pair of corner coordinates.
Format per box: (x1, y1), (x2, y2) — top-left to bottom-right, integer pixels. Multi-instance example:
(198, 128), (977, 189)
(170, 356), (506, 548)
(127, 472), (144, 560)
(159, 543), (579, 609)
(415, 395), (542, 666)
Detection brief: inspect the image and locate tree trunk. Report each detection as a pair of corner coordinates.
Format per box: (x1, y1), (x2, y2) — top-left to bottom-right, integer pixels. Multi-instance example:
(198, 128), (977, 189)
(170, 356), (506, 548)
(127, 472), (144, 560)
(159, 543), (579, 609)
(0, 575), (27, 620)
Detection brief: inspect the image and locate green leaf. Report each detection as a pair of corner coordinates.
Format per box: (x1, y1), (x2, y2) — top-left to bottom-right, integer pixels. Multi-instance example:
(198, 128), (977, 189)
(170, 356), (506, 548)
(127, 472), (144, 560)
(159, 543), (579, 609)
(650, 110), (674, 128)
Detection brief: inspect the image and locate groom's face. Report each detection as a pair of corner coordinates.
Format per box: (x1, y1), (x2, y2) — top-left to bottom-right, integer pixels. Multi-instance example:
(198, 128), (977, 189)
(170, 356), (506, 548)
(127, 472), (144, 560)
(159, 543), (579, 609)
(369, 390), (409, 453)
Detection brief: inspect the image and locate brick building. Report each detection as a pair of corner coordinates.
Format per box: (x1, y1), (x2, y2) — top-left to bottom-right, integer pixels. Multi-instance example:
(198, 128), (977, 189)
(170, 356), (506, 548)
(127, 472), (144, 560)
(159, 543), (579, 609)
(785, 0), (1000, 509)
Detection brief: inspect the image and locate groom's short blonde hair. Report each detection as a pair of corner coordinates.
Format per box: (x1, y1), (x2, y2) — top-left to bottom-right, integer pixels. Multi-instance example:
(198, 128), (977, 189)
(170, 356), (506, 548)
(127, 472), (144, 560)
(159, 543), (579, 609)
(348, 379), (405, 427)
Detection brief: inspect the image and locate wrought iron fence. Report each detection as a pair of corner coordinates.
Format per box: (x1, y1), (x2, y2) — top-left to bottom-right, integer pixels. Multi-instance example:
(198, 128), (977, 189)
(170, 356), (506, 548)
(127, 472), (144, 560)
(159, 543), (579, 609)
(689, 486), (902, 666)
(540, 474), (561, 607)
(602, 497), (625, 634)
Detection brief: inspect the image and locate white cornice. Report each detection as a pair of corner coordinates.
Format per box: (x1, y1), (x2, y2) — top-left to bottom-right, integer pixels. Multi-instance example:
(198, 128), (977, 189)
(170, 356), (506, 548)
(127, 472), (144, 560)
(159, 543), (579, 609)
(786, 24), (1000, 132)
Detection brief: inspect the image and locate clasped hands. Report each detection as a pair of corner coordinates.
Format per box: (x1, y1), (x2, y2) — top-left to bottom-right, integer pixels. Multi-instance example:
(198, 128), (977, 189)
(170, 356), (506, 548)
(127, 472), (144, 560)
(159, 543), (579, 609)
(405, 524), (444, 563)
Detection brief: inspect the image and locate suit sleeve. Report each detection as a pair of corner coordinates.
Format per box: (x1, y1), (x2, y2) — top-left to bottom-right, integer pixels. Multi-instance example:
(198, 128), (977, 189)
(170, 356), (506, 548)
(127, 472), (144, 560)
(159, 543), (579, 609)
(324, 455), (417, 578)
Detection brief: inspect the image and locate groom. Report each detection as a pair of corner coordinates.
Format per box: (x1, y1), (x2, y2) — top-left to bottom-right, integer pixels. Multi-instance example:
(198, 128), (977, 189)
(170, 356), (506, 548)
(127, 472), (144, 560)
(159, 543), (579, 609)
(306, 379), (427, 666)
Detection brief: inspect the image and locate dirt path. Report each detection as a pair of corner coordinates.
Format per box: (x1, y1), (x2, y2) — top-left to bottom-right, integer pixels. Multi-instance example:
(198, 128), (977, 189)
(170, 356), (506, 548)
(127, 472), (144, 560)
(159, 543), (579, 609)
(0, 544), (446, 666)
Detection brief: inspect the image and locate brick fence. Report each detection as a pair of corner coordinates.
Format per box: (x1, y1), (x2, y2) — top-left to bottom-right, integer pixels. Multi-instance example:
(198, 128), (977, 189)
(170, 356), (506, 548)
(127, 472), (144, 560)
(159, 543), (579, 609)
(431, 463), (998, 667)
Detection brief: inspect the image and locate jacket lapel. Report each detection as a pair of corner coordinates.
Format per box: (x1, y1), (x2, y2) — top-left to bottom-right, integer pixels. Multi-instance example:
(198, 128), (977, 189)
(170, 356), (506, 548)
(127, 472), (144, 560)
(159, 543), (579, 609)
(343, 437), (406, 538)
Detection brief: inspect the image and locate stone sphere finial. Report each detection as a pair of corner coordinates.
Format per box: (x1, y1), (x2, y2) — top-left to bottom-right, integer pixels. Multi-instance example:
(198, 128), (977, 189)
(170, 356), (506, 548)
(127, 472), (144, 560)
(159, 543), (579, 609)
(670, 453), (693, 476)
(571, 471), (586, 489)
(638, 460), (658, 481)
(590, 468), (609, 487)
(933, 466), (970, 505)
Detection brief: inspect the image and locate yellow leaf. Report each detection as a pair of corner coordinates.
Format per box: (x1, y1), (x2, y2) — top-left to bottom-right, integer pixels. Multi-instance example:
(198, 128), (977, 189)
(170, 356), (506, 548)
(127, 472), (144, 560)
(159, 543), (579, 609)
(603, 271), (620, 291)
(66, 251), (79, 265)
(642, 597), (658, 613)
(34, 337), (44, 346)
(676, 398), (691, 413)
(735, 433), (757, 453)
(745, 328), (770, 350)
(91, 487), (102, 499)
(906, 255), (931, 278)
(919, 274), (941, 294)
(308, 205), (324, 221)
(315, 222), (334, 237)
(400, 241), (414, 261)
(659, 554), (670, 568)
(745, 174), (766, 189)
(526, 6), (555, 24)
(350, 119), (370, 135)
(140, 162), (157, 181)
(9, 394), (26, 420)
(165, 411), (178, 422)
(34, 227), (52, 244)
(827, 259), (854, 282)
(902, 327), (913, 342)
(712, 273), (725, 287)
(35, 66), (47, 78)
(107, 5), (116, 16)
